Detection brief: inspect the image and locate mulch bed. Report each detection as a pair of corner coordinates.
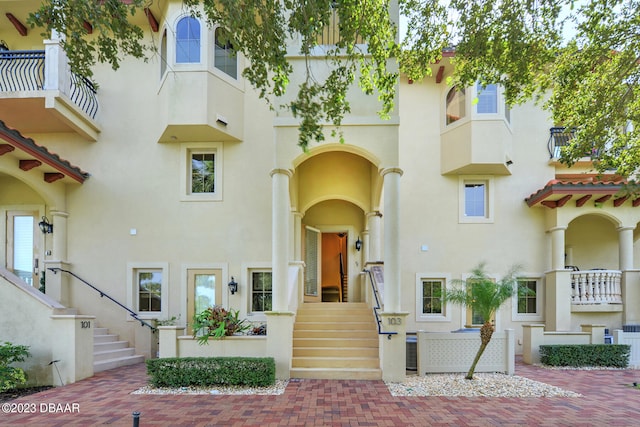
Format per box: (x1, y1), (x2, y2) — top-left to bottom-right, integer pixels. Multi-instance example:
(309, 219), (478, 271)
(0, 386), (53, 403)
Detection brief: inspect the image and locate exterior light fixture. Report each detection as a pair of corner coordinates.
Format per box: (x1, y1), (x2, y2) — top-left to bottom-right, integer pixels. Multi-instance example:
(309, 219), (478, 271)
(355, 237), (362, 252)
(39, 216), (53, 234)
(228, 277), (238, 295)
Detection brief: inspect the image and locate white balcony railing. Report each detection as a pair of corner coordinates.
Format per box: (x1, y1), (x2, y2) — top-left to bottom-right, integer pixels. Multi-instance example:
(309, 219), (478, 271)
(571, 270), (622, 304)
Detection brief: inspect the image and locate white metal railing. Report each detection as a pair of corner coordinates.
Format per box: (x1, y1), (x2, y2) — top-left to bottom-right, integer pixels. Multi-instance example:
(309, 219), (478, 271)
(571, 270), (622, 304)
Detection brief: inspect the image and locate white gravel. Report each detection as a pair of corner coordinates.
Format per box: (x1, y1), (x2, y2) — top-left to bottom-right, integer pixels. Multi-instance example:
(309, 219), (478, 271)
(386, 373), (582, 397)
(131, 380), (289, 395)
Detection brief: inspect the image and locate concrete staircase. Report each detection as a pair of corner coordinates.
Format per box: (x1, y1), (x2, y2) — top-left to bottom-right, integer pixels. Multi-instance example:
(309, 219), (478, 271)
(291, 302), (381, 380)
(93, 326), (144, 372)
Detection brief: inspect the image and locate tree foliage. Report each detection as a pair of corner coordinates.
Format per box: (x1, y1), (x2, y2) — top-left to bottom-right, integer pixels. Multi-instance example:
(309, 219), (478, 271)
(25, 0), (640, 171)
(445, 263), (522, 380)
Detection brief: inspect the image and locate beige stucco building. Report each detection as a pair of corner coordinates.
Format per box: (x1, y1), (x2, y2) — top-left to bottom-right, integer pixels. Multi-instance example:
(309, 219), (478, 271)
(2, 1), (640, 385)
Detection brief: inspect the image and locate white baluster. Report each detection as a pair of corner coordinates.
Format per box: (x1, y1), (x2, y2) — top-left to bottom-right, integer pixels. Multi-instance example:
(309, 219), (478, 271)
(593, 271), (602, 303)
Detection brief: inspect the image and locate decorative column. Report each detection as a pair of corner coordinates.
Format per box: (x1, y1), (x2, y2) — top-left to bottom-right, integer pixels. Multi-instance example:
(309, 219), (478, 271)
(51, 210), (69, 262)
(619, 225), (640, 325)
(292, 211), (303, 261)
(267, 168), (294, 379)
(270, 169), (292, 311)
(545, 226), (571, 331)
(366, 211), (382, 263)
(379, 168), (407, 382)
(549, 226), (566, 270)
(618, 226), (634, 271)
(381, 168), (402, 312)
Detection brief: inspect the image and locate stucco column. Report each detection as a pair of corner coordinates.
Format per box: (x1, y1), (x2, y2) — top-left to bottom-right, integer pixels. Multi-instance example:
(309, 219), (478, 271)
(381, 168), (403, 312)
(51, 210), (69, 262)
(292, 211), (302, 261)
(366, 211), (382, 263)
(549, 226), (567, 270)
(618, 226), (634, 271)
(270, 169), (292, 311)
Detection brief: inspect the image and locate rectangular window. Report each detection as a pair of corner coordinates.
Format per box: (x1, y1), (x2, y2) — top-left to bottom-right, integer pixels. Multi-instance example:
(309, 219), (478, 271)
(512, 277), (543, 321)
(180, 143), (222, 201)
(127, 263), (168, 319)
(476, 83), (498, 114)
(517, 280), (537, 314)
(191, 152), (215, 194)
(415, 273), (450, 322)
(422, 280), (443, 315)
(464, 183), (486, 217)
(137, 270), (162, 313)
(251, 270), (272, 312)
(459, 177), (493, 223)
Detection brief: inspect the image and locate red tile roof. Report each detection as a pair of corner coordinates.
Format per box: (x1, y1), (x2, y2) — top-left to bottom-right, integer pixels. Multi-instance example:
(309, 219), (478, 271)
(525, 177), (631, 208)
(0, 120), (89, 183)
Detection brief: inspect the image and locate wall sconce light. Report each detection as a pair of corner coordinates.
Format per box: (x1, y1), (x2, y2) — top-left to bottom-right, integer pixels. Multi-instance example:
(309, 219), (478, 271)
(355, 237), (362, 252)
(39, 216), (53, 234)
(228, 277), (238, 295)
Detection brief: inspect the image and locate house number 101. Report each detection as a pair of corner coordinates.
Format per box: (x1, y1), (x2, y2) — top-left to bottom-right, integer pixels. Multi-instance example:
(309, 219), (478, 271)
(80, 321), (91, 329)
(388, 317), (402, 325)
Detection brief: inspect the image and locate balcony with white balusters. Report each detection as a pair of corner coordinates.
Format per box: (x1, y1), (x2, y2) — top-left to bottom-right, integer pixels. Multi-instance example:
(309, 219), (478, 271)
(570, 270), (623, 312)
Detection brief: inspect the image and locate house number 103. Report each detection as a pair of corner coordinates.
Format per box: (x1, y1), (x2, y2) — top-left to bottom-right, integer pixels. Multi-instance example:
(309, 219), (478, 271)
(388, 317), (402, 325)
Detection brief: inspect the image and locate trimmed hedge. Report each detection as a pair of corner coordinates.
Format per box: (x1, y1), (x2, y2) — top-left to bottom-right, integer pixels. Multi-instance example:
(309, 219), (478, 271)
(146, 357), (275, 388)
(540, 344), (630, 368)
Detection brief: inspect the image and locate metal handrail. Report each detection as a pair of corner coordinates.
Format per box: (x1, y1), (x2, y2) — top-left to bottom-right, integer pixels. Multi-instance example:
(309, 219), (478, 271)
(48, 267), (156, 332)
(362, 268), (397, 339)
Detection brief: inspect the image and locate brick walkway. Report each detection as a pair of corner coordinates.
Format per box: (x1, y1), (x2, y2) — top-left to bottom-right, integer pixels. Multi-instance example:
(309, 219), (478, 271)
(2, 359), (639, 426)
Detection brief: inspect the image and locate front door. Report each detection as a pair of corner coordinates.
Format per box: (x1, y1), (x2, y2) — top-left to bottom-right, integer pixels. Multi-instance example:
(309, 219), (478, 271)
(6, 210), (39, 286)
(303, 226), (321, 302)
(187, 269), (222, 333)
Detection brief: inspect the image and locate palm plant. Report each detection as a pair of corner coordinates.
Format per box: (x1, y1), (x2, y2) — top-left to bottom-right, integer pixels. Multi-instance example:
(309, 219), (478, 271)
(445, 263), (522, 380)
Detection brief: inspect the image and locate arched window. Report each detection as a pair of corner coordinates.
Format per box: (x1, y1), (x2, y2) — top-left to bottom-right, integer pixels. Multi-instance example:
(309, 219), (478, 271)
(446, 87), (465, 125)
(476, 83), (498, 114)
(176, 16), (200, 63)
(214, 27), (237, 79)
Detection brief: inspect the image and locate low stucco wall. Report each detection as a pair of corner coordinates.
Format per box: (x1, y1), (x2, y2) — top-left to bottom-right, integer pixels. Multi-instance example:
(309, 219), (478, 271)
(417, 329), (515, 375)
(613, 330), (640, 368)
(522, 324), (605, 364)
(0, 268), (94, 386)
(158, 326), (267, 358)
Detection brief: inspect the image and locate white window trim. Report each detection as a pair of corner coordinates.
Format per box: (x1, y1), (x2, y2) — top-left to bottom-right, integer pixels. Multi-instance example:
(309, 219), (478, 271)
(126, 262), (169, 320)
(173, 14), (205, 67)
(180, 142), (223, 202)
(443, 83), (511, 131)
(512, 274), (544, 322)
(243, 262), (272, 321)
(459, 176), (494, 223)
(415, 273), (451, 323)
(212, 25), (243, 87)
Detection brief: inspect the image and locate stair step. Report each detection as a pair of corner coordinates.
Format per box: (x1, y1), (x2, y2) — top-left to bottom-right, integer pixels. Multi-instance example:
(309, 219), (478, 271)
(94, 355), (145, 373)
(292, 357), (380, 369)
(94, 334), (119, 343)
(290, 367), (382, 380)
(93, 327), (109, 336)
(94, 347), (135, 362)
(294, 321), (375, 331)
(293, 337), (378, 348)
(293, 347), (379, 358)
(293, 330), (378, 339)
(94, 340), (129, 352)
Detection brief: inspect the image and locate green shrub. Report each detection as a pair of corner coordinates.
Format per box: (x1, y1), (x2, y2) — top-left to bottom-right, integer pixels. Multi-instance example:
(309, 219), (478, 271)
(192, 306), (250, 344)
(0, 342), (30, 392)
(146, 357), (275, 388)
(540, 344), (630, 368)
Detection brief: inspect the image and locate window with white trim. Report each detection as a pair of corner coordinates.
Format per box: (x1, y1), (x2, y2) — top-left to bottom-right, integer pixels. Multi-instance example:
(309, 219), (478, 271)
(127, 263), (169, 319)
(476, 83), (498, 114)
(512, 276), (543, 321)
(250, 269), (272, 313)
(459, 176), (494, 223)
(176, 16), (201, 63)
(180, 142), (223, 201)
(415, 273), (451, 322)
(214, 27), (237, 79)
(446, 87), (466, 125)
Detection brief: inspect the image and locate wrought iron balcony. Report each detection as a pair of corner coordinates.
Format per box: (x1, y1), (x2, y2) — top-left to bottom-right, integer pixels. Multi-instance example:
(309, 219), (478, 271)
(547, 126), (575, 159)
(0, 45), (100, 140)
